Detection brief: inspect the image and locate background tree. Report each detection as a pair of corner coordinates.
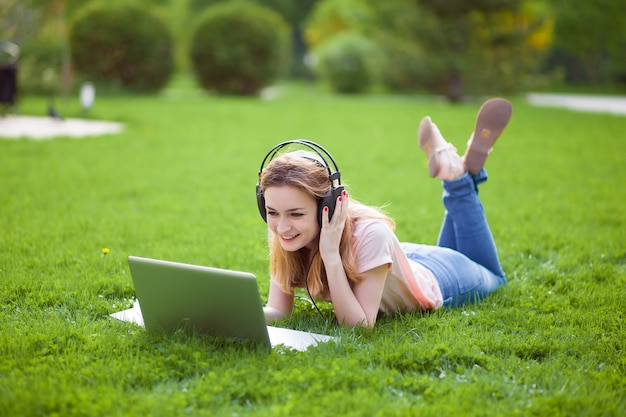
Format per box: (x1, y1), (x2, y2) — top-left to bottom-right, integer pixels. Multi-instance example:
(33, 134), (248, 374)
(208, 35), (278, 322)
(405, 0), (548, 100)
(0, 0), (82, 95)
(1, 0), (173, 95)
(549, 0), (626, 86)
(305, 0), (550, 100)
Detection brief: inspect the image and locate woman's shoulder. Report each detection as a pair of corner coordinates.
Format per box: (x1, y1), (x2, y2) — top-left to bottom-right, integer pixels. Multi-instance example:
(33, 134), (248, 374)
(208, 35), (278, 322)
(353, 216), (395, 240)
(351, 216), (398, 265)
(349, 202), (395, 228)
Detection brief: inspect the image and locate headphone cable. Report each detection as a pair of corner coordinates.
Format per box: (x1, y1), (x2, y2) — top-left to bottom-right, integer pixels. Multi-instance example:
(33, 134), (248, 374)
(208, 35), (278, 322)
(304, 248), (325, 320)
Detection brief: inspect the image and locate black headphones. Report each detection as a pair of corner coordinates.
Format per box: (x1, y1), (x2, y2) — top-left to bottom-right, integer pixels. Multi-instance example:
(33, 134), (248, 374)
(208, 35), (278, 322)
(256, 140), (344, 225)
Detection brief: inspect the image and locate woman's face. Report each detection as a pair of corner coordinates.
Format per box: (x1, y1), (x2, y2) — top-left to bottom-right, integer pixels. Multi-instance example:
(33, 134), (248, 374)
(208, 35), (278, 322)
(263, 185), (320, 251)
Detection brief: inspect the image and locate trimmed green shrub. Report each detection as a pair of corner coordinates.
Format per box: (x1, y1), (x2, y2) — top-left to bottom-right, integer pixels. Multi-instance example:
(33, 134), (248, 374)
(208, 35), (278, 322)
(69, 2), (174, 93)
(189, 1), (291, 95)
(313, 31), (381, 94)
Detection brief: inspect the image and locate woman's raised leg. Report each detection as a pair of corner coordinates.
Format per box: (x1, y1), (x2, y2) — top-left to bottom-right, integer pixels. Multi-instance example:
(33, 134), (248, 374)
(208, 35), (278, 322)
(417, 98), (512, 277)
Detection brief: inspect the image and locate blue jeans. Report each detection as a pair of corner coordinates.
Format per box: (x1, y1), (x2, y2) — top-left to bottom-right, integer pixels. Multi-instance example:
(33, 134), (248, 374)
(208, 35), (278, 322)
(401, 169), (506, 308)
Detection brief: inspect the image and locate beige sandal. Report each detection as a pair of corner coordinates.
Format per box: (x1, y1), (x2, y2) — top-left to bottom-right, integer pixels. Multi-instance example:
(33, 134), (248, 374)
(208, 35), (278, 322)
(418, 116), (461, 179)
(464, 98), (512, 174)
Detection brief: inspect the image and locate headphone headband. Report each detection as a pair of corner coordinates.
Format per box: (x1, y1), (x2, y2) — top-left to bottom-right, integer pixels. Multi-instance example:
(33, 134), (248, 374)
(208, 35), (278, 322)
(257, 139), (341, 184)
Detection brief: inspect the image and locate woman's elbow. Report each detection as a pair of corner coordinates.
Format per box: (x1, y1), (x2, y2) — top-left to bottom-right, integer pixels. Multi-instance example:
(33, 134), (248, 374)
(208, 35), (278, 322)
(263, 306), (288, 324)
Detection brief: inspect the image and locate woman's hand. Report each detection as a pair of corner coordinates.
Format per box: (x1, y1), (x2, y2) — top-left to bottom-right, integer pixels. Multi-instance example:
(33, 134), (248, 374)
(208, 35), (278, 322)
(319, 190), (349, 262)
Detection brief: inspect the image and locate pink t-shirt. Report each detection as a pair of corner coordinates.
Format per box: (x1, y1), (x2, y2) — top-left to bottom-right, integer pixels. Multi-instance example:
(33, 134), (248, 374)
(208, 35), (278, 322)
(352, 219), (443, 314)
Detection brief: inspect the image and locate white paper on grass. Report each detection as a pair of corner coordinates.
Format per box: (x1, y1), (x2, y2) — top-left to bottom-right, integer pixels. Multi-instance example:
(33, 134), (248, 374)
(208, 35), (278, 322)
(110, 301), (335, 352)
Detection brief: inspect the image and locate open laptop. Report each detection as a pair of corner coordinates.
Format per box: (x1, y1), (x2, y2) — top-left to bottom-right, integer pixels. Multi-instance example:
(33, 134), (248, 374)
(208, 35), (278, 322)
(110, 256), (335, 351)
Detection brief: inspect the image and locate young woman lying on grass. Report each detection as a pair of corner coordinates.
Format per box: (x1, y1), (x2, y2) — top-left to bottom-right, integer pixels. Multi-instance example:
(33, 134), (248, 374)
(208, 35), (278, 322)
(257, 99), (512, 328)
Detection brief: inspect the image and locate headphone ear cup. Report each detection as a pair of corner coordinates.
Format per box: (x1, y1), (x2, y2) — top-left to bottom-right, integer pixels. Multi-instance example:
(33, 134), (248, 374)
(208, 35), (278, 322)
(317, 185), (345, 225)
(256, 184), (267, 223)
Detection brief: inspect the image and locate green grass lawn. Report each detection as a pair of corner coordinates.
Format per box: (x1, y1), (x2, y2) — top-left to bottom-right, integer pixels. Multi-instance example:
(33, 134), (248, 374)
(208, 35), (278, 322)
(1, 80), (624, 416)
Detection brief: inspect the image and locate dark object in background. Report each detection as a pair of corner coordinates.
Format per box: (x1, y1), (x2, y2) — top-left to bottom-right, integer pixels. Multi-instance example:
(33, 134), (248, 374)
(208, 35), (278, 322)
(47, 98), (63, 121)
(0, 41), (19, 113)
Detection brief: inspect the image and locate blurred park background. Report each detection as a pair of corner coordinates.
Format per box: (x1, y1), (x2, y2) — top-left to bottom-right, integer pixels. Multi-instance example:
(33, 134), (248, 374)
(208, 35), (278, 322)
(1, 0), (625, 106)
(2, 3), (625, 415)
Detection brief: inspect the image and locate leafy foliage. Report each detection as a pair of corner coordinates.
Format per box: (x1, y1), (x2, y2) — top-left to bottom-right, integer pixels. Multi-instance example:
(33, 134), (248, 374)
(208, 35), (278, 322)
(304, 0), (373, 48)
(306, 0), (553, 99)
(190, 0), (318, 26)
(69, 2), (175, 93)
(549, 0), (626, 85)
(12, 41), (64, 95)
(419, 0), (521, 16)
(189, 1), (291, 95)
(312, 31), (382, 93)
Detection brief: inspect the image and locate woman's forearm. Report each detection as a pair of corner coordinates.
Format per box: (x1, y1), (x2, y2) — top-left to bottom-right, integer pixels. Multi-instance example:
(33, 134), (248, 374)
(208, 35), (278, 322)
(323, 257), (372, 328)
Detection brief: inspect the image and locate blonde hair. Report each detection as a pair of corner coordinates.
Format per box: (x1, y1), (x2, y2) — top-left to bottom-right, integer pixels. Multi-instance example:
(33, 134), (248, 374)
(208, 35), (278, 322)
(259, 150), (395, 297)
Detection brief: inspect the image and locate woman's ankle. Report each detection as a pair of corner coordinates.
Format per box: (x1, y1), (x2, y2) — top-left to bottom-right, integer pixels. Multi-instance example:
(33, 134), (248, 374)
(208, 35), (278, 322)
(437, 150), (465, 181)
